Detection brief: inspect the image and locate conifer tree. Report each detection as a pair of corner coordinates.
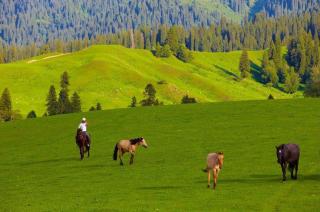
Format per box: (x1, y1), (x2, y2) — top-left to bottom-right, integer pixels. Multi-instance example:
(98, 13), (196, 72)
(285, 67), (300, 94)
(0, 88), (12, 121)
(239, 49), (251, 79)
(71, 92), (81, 112)
(96, 102), (102, 110)
(130, 96), (137, 107)
(46, 85), (59, 116)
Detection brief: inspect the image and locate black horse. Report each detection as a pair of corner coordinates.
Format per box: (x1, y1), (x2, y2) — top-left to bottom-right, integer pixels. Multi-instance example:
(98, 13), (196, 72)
(276, 144), (300, 181)
(75, 128), (90, 160)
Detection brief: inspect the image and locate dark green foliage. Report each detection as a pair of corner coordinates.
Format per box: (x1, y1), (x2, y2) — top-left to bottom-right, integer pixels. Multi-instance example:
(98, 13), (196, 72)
(27, 110), (37, 119)
(165, 26), (182, 54)
(60, 71), (70, 91)
(96, 102), (102, 110)
(154, 43), (171, 58)
(46, 85), (59, 116)
(58, 89), (71, 114)
(176, 45), (193, 63)
(89, 106), (96, 111)
(284, 67), (300, 94)
(304, 66), (320, 97)
(130, 96), (137, 108)
(261, 61), (278, 86)
(239, 50), (250, 79)
(0, 88), (12, 121)
(71, 92), (81, 113)
(268, 94), (274, 100)
(181, 95), (197, 104)
(140, 83), (161, 106)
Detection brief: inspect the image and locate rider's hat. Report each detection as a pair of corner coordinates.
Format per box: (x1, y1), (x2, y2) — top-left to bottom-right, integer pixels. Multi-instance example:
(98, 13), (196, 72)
(82, 117), (86, 122)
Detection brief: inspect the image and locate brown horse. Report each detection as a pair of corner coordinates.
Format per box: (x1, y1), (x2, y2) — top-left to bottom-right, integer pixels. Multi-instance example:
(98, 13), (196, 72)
(75, 128), (90, 160)
(113, 137), (148, 165)
(203, 152), (224, 190)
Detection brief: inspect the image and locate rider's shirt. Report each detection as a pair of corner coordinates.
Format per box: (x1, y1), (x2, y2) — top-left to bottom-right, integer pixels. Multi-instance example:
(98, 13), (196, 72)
(78, 123), (87, 132)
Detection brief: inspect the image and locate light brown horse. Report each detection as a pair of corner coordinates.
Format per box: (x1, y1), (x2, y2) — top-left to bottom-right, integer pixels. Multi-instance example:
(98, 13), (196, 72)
(113, 137), (148, 165)
(203, 152), (224, 189)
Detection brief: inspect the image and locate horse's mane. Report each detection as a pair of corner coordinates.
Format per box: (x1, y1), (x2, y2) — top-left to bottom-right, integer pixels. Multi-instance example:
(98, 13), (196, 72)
(130, 137), (143, 144)
(216, 152), (224, 155)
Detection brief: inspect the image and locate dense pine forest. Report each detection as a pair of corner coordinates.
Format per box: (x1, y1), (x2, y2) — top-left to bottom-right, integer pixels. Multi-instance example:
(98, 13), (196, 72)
(1, 0), (319, 46)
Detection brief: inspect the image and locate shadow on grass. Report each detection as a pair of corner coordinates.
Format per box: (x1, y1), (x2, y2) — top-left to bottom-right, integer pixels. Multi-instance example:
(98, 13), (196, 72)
(138, 186), (186, 190)
(195, 173), (320, 184)
(19, 157), (78, 166)
(214, 65), (239, 80)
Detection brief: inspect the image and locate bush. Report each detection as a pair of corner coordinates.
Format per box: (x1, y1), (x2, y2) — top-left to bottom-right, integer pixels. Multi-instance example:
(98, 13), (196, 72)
(268, 94), (274, 100)
(181, 95), (197, 104)
(27, 110), (37, 118)
(176, 45), (193, 63)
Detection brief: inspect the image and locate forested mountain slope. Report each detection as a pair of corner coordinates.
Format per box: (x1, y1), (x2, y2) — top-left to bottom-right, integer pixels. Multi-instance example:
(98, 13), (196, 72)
(1, 0), (319, 45)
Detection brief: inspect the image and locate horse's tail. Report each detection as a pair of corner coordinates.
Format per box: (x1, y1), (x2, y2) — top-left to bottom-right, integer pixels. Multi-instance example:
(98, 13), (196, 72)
(113, 144), (118, 160)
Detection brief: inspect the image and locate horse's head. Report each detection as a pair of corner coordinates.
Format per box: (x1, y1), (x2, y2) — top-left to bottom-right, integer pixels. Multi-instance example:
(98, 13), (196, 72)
(139, 137), (148, 148)
(217, 152), (224, 169)
(276, 145), (284, 164)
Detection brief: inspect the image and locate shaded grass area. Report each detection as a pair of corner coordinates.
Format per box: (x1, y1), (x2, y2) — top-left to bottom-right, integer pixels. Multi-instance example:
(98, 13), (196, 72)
(0, 99), (319, 211)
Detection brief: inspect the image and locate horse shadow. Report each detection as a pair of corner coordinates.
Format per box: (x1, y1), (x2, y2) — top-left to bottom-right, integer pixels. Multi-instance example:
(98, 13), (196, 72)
(195, 173), (320, 184)
(19, 157), (78, 166)
(138, 185), (186, 190)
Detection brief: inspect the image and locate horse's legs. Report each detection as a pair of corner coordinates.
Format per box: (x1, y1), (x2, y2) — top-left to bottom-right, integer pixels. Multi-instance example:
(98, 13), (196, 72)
(213, 169), (218, 190)
(281, 163), (287, 181)
(294, 161), (299, 180)
(87, 145), (90, 158)
(129, 153), (135, 165)
(119, 151), (124, 166)
(207, 170), (211, 188)
(289, 163), (294, 179)
(80, 146), (84, 160)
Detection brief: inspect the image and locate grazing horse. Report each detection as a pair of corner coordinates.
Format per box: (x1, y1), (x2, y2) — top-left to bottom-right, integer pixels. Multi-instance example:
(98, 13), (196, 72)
(113, 137), (148, 165)
(75, 128), (90, 160)
(203, 152), (224, 190)
(276, 144), (300, 181)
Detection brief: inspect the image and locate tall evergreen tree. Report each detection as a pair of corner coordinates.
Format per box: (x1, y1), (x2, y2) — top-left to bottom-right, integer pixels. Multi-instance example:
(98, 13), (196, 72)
(130, 96), (137, 107)
(60, 71), (70, 91)
(0, 88), (12, 121)
(285, 67), (300, 94)
(71, 92), (81, 112)
(140, 83), (160, 106)
(239, 49), (251, 79)
(96, 102), (102, 110)
(58, 89), (71, 114)
(46, 85), (59, 116)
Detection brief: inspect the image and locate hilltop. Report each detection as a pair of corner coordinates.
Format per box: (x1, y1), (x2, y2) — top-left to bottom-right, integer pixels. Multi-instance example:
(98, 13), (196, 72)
(0, 45), (295, 115)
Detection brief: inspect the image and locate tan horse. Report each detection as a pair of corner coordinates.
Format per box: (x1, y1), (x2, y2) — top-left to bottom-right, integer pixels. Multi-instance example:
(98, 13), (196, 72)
(203, 152), (224, 189)
(113, 137), (148, 165)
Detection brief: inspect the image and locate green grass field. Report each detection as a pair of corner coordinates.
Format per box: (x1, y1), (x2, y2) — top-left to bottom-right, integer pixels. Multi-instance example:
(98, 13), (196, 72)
(1, 99), (319, 211)
(0, 45), (296, 116)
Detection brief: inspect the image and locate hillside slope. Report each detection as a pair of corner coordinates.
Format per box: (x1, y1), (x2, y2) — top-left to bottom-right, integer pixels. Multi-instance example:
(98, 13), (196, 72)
(0, 45), (295, 115)
(0, 99), (319, 210)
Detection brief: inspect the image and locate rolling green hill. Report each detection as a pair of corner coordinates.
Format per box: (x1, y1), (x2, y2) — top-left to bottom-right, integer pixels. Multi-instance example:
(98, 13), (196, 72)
(0, 45), (297, 116)
(0, 99), (319, 210)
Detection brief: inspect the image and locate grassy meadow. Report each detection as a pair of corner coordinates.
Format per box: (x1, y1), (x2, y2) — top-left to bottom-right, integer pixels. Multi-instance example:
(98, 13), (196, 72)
(0, 45), (295, 116)
(0, 99), (319, 211)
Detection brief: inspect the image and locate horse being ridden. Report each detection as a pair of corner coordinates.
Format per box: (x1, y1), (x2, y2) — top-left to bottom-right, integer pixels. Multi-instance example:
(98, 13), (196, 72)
(276, 144), (300, 181)
(113, 137), (148, 165)
(203, 152), (224, 190)
(75, 129), (90, 160)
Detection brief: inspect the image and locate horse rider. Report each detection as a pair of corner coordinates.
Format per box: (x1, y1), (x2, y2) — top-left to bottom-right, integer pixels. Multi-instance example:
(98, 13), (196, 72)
(78, 117), (91, 146)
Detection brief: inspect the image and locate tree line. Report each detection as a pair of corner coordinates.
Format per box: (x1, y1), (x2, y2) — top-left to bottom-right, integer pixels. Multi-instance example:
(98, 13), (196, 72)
(1, 12), (320, 64)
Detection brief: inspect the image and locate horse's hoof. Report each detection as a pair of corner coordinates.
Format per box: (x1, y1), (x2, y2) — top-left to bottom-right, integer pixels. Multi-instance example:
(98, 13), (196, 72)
(207, 185), (210, 188)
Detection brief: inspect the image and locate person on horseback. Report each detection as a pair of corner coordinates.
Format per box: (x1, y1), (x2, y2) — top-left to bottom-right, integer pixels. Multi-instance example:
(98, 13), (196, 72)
(78, 117), (91, 147)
